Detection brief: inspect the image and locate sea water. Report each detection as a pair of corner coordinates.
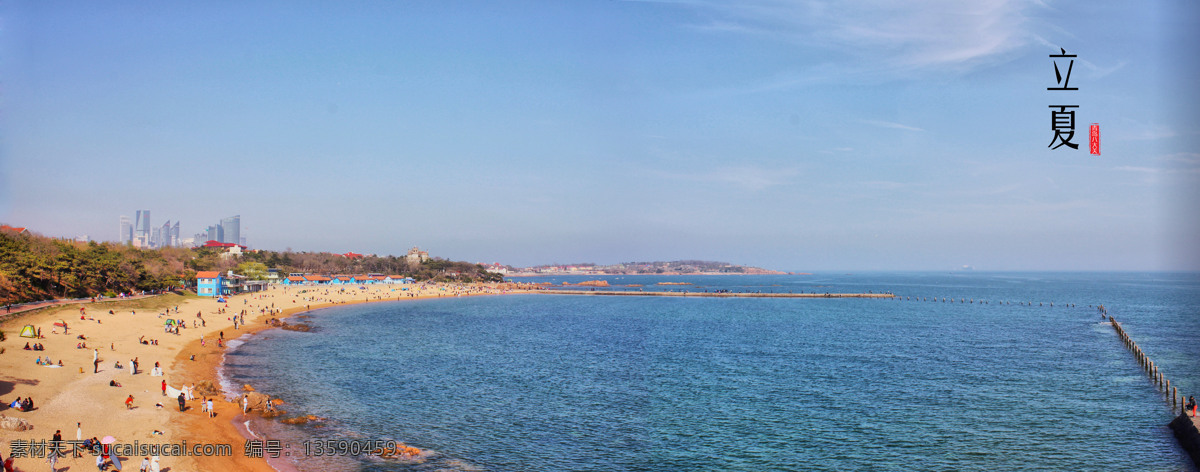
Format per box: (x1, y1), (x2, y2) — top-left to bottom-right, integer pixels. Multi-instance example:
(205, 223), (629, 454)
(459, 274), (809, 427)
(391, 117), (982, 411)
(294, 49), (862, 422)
(223, 272), (1200, 471)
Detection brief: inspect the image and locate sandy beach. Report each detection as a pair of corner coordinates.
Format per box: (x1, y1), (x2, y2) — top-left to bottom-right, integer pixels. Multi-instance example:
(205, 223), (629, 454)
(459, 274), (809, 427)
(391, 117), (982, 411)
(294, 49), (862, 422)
(0, 282), (523, 472)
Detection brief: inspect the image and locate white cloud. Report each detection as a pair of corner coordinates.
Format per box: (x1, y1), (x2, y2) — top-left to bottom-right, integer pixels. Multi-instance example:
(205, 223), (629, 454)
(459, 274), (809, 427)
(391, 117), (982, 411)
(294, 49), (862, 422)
(676, 0), (1036, 71)
(862, 120), (924, 132)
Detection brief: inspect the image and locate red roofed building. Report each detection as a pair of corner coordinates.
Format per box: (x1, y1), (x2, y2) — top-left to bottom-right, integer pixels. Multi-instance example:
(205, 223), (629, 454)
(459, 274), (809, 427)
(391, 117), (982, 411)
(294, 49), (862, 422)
(202, 240), (246, 249)
(0, 225), (29, 234)
(342, 252), (363, 259)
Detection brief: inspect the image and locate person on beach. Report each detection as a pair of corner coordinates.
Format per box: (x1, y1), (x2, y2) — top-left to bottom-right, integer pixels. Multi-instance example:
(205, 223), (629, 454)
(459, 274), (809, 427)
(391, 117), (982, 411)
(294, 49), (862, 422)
(1189, 396), (1197, 417)
(207, 398), (215, 417)
(47, 443), (59, 471)
(177, 392), (186, 412)
(161, 379), (166, 396)
(140, 457), (150, 472)
(126, 394), (134, 409)
(51, 429), (63, 460)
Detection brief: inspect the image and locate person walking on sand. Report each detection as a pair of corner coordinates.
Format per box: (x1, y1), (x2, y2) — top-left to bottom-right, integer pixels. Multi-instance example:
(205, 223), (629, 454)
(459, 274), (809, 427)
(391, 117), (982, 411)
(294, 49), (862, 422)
(93, 349), (99, 373)
(207, 398), (215, 418)
(47, 445), (59, 472)
(177, 392), (186, 412)
(161, 379), (167, 396)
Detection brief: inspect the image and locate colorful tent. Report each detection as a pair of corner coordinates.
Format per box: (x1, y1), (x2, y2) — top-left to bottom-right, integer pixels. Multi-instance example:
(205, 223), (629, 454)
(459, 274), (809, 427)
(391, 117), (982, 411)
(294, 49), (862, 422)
(19, 325), (37, 338)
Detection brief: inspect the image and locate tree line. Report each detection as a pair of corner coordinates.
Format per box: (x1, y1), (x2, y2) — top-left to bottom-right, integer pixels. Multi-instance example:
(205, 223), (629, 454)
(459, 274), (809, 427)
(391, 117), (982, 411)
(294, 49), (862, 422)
(0, 230), (502, 305)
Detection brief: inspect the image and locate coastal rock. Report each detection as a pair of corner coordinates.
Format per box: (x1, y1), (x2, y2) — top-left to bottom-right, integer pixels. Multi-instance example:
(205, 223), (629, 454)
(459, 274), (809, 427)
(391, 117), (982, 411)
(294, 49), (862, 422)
(194, 380), (221, 396)
(281, 416), (308, 425)
(243, 384), (256, 392)
(374, 442), (424, 460)
(575, 280), (610, 287)
(0, 415), (32, 431)
(280, 323), (312, 332)
(280, 414), (325, 425)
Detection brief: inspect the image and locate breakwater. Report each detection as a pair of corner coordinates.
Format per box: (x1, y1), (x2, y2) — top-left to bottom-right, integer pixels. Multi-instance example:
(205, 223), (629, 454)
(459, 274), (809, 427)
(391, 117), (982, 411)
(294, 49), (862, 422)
(537, 290), (894, 298)
(1107, 312), (1187, 414)
(1107, 311), (1200, 468)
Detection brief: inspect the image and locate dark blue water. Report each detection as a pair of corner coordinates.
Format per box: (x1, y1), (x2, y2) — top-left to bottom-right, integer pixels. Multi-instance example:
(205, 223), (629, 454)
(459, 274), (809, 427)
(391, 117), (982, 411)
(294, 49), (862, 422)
(225, 272), (1200, 471)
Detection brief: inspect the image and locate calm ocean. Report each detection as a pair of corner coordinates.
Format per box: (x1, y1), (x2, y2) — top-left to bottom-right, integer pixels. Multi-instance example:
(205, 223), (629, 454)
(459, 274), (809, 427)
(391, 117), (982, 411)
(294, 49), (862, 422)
(223, 272), (1200, 471)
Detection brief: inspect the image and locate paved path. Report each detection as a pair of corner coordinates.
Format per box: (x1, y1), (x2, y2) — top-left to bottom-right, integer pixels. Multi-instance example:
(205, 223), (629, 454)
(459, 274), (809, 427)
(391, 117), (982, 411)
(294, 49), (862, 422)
(1, 293), (162, 322)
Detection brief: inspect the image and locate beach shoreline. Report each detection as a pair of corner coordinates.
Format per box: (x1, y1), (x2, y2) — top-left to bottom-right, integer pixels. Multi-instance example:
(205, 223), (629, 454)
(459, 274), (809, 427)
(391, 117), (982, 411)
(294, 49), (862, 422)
(0, 282), (525, 472)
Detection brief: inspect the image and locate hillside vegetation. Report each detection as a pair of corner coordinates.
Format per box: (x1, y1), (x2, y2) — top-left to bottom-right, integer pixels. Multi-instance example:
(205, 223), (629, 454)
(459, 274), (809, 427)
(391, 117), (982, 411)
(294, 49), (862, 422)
(0, 229), (502, 305)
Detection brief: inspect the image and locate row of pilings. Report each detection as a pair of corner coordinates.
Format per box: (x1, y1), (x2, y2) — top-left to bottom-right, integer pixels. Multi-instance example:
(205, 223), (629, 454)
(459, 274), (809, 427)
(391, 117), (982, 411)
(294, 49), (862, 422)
(891, 295), (1082, 308)
(1108, 311), (1190, 415)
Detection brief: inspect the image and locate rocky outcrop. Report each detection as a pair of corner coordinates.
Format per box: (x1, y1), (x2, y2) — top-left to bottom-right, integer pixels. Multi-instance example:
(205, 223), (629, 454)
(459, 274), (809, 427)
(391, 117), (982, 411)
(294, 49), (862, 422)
(0, 415), (32, 431)
(281, 414), (325, 425)
(194, 380), (221, 397)
(266, 318), (313, 332)
(575, 280), (610, 287)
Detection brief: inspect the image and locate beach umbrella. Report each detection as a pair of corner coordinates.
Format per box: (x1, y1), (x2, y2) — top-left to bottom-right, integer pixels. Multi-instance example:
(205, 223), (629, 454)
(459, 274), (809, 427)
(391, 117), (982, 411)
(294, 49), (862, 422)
(101, 436), (116, 444)
(164, 320), (174, 325)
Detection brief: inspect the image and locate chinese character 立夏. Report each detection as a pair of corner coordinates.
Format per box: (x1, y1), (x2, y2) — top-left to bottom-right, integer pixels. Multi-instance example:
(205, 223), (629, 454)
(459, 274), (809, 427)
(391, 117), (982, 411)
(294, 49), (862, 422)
(1048, 48), (1078, 91)
(1049, 105), (1079, 150)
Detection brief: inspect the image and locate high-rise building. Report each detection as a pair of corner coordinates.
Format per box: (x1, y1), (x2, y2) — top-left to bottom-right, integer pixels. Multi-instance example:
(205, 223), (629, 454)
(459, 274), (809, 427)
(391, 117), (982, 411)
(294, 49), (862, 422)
(206, 225), (221, 243)
(119, 216), (133, 244)
(135, 210), (150, 247)
(157, 221), (172, 248)
(220, 215), (240, 245)
(150, 226), (162, 248)
(171, 221), (181, 247)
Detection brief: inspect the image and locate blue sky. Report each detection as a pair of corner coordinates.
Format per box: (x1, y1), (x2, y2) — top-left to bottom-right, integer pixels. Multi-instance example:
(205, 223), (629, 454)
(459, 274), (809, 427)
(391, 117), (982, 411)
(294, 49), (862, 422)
(2, 1), (1197, 271)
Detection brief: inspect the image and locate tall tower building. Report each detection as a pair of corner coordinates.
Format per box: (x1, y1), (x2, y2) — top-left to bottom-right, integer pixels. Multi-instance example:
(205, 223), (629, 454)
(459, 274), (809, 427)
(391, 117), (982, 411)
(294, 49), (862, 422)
(135, 210), (150, 246)
(159, 221), (172, 248)
(119, 216), (133, 244)
(171, 221), (181, 247)
(220, 215), (240, 245)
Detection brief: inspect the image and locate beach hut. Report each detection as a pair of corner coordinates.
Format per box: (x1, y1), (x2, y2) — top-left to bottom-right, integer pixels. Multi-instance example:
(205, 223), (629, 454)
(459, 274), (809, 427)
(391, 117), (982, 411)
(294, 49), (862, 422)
(196, 271), (222, 297)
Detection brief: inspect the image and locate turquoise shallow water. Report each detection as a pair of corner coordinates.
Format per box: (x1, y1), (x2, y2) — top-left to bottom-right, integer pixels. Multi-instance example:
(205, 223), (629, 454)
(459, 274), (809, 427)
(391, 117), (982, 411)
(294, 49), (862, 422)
(225, 272), (1200, 471)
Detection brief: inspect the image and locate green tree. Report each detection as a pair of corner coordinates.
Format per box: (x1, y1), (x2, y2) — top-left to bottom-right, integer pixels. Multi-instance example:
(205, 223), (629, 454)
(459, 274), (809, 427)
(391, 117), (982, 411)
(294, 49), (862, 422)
(235, 261), (269, 280)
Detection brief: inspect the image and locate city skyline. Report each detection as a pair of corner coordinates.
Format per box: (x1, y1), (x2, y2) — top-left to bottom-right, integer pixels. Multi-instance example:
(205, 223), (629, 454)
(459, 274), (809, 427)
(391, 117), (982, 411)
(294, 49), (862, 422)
(2, 1), (1197, 271)
(112, 210), (242, 248)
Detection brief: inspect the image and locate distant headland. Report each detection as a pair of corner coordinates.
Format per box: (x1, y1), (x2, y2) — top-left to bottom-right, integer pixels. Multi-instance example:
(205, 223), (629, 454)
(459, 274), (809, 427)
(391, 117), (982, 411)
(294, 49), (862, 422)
(505, 260), (789, 276)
